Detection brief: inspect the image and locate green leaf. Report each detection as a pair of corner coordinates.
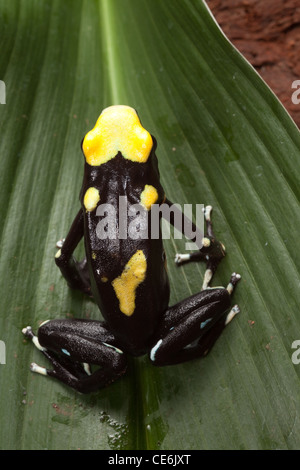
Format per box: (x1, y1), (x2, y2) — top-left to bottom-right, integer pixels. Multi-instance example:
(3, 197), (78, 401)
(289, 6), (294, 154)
(1, 0), (300, 450)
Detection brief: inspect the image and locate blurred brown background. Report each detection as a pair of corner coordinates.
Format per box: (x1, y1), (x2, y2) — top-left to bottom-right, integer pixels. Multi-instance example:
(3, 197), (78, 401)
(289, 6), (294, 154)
(208, 0), (300, 127)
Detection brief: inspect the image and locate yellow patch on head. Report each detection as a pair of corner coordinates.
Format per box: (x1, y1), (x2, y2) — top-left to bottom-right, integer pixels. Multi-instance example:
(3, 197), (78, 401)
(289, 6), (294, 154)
(82, 105), (153, 166)
(112, 250), (147, 316)
(84, 187), (100, 212)
(140, 184), (158, 210)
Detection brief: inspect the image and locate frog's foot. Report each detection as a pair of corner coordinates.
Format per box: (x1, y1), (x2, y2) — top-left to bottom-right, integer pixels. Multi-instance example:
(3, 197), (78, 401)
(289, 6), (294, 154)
(203, 204), (213, 223)
(22, 322), (92, 378)
(56, 238), (65, 249)
(224, 272), (241, 324)
(22, 319), (127, 393)
(22, 324), (50, 376)
(225, 304), (240, 325)
(226, 272), (241, 295)
(175, 205), (225, 273)
(22, 324), (47, 351)
(201, 268), (214, 290)
(174, 253), (191, 265)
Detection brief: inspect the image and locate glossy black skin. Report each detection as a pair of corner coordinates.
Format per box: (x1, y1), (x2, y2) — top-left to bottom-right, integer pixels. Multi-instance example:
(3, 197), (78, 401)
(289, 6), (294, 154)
(79, 140), (169, 356)
(23, 131), (240, 394)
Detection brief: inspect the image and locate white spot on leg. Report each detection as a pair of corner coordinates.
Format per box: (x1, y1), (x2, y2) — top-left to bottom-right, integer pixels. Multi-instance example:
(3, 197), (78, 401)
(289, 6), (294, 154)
(61, 348), (70, 356)
(225, 305), (240, 325)
(30, 362), (48, 376)
(175, 253), (191, 264)
(150, 339), (162, 361)
(83, 363), (92, 375)
(102, 342), (123, 354)
(203, 205), (212, 222)
(202, 268), (213, 290)
(56, 238), (65, 248)
(32, 336), (46, 351)
(200, 318), (212, 329)
(226, 282), (234, 295)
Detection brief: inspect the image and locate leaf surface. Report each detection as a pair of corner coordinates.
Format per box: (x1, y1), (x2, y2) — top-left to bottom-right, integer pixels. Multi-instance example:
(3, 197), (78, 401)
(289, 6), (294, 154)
(0, 0), (300, 450)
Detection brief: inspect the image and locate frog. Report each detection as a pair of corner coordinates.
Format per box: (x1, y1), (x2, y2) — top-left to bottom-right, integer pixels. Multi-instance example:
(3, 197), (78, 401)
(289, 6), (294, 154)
(22, 105), (241, 393)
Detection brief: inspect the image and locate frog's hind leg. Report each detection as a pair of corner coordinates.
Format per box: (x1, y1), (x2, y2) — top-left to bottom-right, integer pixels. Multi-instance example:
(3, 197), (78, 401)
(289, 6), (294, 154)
(174, 205), (226, 289)
(22, 320), (127, 393)
(149, 272), (240, 367)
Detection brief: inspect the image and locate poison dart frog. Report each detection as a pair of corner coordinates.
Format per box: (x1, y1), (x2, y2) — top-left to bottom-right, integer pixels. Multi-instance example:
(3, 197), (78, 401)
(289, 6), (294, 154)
(22, 105), (241, 393)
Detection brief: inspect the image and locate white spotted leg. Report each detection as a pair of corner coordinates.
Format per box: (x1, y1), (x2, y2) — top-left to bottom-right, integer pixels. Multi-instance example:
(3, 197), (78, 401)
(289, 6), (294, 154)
(175, 205), (226, 290)
(22, 324), (92, 378)
(225, 272), (241, 325)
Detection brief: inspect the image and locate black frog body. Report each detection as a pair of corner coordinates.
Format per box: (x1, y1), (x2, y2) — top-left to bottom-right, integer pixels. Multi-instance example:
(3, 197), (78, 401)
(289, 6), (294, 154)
(81, 153), (169, 355)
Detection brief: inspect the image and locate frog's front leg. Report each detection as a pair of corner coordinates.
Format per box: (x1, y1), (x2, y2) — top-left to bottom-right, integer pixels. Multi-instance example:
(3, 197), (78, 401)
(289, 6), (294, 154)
(149, 273), (240, 366)
(172, 203), (226, 289)
(22, 320), (127, 393)
(54, 209), (91, 296)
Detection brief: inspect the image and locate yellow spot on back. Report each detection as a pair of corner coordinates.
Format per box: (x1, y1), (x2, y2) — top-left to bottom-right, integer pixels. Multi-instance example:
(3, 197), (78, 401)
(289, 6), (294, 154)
(55, 249), (61, 259)
(82, 105), (153, 166)
(140, 184), (158, 210)
(112, 250), (147, 316)
(84, 187), (100, 212)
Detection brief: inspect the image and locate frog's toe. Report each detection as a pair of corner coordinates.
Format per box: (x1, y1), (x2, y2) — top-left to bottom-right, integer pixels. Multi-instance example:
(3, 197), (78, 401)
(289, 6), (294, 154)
(175, 253), (191, 265)
(225, 304), (240, 325)
(56, 238), (65, 249)
(202, 205), (213, 221)
(226, 272), (241, 294)
(22, 326), (34, 339)
(22, 325), (47, 352)
(30, 362), (48, 376)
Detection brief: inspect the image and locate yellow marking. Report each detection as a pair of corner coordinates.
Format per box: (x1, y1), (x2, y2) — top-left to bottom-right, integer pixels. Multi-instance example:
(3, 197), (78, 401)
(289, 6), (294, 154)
(101, 276), (108, 283)
(82, 105), (153, 166)
(84, 187), (100, 212)
(112, 250), (147, 316)
(92, 251), (97, 260)
(140, 184), (158, 210)
(55, 249), (61, 259)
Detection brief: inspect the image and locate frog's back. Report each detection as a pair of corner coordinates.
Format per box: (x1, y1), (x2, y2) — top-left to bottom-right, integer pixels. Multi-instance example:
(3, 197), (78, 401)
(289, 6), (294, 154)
(79, 106), (169, 354)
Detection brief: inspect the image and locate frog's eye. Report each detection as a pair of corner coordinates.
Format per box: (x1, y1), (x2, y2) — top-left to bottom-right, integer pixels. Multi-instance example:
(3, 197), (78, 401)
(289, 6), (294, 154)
(82, 105), (153, 166)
